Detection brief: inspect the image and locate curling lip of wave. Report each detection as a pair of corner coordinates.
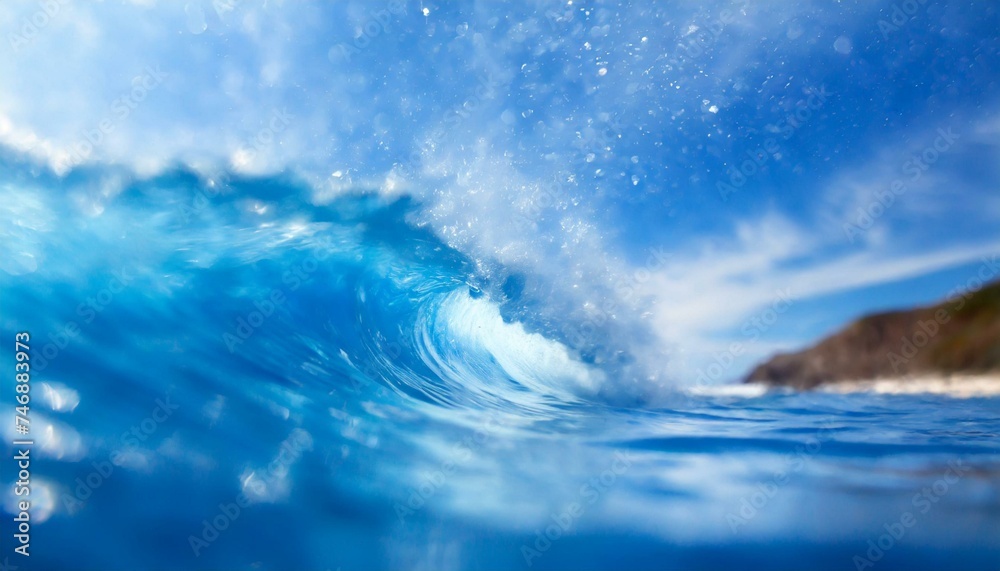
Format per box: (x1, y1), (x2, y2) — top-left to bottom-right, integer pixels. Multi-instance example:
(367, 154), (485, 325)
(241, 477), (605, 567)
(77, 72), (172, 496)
(0, 155), (630, 416)
(421, 289), (605, 397)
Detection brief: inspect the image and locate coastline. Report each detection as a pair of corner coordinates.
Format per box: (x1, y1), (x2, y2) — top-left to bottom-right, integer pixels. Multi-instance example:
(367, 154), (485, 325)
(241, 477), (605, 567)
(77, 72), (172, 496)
(815, 374), (1000, 398)
(690, 374), (1000, 398)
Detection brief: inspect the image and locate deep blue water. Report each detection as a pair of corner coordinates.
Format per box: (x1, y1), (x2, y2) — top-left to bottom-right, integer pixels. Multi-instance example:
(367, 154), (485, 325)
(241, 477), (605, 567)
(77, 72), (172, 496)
(2, 162), (999, 571)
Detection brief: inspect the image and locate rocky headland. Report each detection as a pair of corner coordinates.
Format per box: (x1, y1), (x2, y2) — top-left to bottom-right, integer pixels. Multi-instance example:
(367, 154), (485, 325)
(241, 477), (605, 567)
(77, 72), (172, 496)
(745, 279), (1000, 390)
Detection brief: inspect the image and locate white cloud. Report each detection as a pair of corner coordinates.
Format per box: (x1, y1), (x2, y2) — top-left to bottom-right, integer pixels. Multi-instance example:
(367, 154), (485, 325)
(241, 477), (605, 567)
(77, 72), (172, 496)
(647, 210), (1000, 381)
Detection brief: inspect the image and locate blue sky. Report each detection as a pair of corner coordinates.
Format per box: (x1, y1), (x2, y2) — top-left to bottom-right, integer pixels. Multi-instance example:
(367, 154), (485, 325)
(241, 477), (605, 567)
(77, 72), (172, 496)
(2, 0), (998, 382)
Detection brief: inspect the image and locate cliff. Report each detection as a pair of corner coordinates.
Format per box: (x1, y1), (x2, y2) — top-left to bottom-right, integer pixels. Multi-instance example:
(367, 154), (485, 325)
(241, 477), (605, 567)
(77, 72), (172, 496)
(744, 280), (1000, 389)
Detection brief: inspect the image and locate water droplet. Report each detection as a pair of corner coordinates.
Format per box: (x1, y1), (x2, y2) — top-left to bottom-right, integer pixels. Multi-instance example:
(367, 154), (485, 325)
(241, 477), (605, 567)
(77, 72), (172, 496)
(834, 36), (853, 55)
(184, 3), (207, 34)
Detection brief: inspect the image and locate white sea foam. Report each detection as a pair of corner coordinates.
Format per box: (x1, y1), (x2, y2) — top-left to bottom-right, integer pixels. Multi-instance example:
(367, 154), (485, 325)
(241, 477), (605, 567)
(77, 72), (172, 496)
(39, 381), (81, 413)
(433, 288), (605, 397)
(819, 375), (1000, 398)
(694, 376), (1000, 399)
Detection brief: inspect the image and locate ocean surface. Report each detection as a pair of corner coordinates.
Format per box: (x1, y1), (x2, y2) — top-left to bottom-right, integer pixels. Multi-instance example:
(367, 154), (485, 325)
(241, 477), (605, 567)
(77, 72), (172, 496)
(2, 161), (999, 571)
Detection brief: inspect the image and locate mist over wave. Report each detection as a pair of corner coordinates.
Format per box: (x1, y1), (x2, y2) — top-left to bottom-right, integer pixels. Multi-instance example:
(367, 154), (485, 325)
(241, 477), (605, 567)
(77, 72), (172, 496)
(0, 153), (668, 411)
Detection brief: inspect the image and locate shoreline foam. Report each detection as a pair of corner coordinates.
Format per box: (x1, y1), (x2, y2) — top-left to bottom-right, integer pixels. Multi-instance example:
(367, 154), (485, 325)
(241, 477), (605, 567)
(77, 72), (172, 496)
(690, 375), (1000, 398)
(816, 374), (1000, 398)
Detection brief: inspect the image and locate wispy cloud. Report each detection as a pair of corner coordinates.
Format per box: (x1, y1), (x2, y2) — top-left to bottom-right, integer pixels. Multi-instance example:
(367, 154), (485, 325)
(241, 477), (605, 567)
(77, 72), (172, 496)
(646, 112), (1000, 380)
